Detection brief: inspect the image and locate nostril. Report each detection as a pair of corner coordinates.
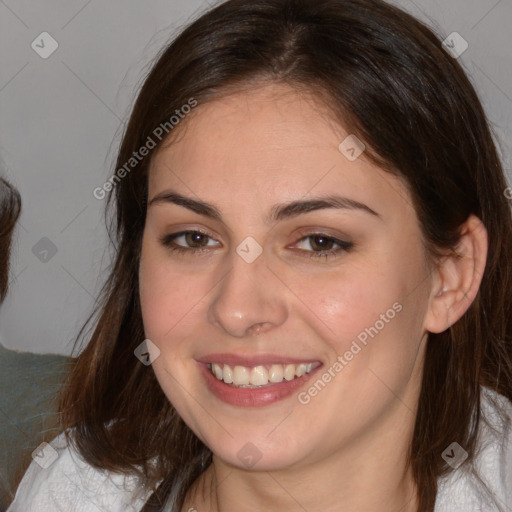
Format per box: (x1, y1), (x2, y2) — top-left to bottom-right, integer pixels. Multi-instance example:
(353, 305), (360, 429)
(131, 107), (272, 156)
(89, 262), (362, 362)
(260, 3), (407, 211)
(250, 323), (264, 335)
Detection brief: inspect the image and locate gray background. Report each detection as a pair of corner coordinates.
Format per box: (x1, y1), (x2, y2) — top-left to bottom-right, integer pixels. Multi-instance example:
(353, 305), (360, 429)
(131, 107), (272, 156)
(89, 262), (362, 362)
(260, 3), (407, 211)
(0, 0), (510, 355)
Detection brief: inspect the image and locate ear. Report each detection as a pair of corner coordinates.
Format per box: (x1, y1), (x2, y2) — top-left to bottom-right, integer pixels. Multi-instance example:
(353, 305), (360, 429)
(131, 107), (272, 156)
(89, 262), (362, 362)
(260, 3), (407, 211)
(424, 214), (488, 334)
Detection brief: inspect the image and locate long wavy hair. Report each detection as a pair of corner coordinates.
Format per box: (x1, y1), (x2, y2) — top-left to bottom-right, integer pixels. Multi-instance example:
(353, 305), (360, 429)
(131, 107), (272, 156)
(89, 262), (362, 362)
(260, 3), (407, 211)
(0, 177), (21, 302)
(52, 1), (512, 511)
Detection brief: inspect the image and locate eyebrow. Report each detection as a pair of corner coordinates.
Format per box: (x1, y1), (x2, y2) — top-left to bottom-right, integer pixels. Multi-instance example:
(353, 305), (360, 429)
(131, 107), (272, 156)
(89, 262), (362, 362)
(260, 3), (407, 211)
(148, 190), (382, 223)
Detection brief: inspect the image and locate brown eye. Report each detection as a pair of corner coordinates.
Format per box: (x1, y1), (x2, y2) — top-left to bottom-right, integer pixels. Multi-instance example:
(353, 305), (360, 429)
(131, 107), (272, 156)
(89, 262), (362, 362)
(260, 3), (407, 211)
(160, 230), (220, 255)
(309, 235), (336, 252)
(293, 233), (354, 261)
(184, 231), (210, 247)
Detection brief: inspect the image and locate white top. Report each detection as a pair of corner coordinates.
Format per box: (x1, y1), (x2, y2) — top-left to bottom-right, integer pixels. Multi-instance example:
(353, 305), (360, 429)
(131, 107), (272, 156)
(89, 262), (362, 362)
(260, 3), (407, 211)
(7, 433), (154, 512)
(434, 387), (512, 511)
(8, 387), (512, 512)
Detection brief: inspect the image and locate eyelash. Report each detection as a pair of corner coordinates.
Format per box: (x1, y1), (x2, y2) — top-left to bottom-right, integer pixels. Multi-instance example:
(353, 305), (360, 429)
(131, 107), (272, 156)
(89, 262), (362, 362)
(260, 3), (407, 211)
(159, 230), (354, 260)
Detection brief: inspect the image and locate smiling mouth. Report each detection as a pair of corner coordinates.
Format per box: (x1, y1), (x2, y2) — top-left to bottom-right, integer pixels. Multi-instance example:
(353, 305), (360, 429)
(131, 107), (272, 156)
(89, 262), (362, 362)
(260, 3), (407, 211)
(207, 362), (321, 388)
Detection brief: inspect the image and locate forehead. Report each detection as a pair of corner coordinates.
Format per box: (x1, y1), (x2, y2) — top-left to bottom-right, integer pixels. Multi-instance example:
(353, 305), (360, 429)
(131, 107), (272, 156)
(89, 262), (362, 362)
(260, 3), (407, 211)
(148, 84), (413, 223)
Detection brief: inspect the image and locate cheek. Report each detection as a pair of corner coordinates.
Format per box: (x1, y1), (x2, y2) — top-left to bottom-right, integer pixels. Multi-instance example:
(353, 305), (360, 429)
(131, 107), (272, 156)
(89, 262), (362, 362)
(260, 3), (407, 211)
(139, 242), (207, 344)
(288, 261), (400, 352)
(287, 244), (426, 368)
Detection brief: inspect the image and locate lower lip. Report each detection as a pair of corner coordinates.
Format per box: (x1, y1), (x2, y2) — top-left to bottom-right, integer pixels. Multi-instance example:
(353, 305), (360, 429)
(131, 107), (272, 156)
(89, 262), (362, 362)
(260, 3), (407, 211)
(199, 363), (322, 407)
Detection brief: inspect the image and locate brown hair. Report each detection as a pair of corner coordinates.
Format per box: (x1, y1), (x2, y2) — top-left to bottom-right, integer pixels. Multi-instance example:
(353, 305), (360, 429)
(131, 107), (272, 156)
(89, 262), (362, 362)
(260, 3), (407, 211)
(54, 0), (512, 511)
(0, 177), (21, 302)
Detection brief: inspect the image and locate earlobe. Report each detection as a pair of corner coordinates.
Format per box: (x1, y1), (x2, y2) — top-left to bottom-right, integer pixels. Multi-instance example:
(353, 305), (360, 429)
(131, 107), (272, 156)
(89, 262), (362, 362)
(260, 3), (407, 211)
(424, 215), (488, 334)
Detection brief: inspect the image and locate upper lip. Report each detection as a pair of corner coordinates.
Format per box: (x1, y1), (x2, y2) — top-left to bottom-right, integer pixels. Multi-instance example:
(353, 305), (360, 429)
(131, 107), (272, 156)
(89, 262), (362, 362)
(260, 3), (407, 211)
(196, 353), (322, 367)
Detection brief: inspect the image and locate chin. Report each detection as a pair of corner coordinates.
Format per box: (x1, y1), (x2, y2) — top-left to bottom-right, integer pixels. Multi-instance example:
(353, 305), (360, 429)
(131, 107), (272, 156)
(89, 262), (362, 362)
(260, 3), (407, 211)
(205, 430), (312, 472)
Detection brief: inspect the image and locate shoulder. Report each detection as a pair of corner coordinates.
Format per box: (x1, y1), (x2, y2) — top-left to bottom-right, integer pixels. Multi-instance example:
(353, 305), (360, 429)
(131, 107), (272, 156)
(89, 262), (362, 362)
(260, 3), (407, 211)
(7, 429), (154, 512)
(435, 386), (512, 511)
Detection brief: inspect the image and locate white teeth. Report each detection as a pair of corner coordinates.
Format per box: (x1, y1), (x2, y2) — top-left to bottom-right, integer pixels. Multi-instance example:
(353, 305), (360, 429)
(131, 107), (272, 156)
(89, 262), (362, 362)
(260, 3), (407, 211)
(223, 364), (233, 384)
(295, 363), (307, 377)
(284, 364), (296, 381)
(269, 364), (284, 383)
(212, 363), (223, 380)
(209, 361), (318, 387)
(233, 365), (250, 386)
(250, 366), (269, 385)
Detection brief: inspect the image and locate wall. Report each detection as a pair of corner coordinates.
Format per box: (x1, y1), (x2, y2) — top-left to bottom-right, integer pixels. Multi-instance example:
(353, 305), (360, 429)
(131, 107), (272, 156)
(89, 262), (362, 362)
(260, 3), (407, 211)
(0, 0), (510, 355)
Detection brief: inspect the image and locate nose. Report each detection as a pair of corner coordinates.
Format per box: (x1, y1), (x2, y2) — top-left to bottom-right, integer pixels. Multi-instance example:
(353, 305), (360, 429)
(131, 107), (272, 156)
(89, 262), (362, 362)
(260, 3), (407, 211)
(207, 249), (288, 338)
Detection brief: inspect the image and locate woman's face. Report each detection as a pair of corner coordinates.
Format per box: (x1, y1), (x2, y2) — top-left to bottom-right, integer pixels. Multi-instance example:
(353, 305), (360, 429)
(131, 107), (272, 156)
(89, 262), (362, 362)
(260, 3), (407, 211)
(139, 83), (434, 472)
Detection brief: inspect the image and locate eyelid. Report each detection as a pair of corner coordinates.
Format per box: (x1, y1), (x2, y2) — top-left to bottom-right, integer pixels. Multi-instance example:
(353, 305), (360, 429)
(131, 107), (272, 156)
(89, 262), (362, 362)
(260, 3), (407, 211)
(291, 233), (353, 252)
(160, 228), (354, 265)
(292, 226), (353, 243)
(160, 228), (221, 247)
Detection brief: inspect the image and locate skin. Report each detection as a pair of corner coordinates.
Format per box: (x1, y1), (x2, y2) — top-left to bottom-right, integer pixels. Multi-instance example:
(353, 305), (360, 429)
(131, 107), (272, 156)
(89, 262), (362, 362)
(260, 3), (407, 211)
(138, 82), (488, 512)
